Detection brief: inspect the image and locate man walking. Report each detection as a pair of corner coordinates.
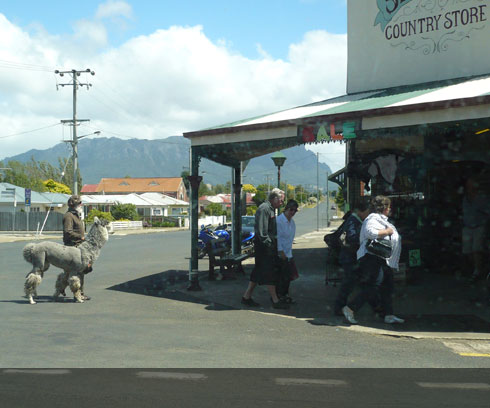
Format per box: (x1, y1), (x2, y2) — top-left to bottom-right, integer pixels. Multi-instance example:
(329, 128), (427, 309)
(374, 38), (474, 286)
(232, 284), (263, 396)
(241, 188), (289, 309)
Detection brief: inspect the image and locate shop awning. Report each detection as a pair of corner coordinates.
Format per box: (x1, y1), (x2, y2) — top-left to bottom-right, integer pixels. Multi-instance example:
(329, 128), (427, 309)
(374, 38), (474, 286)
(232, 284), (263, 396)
(184, 74), (490, 167)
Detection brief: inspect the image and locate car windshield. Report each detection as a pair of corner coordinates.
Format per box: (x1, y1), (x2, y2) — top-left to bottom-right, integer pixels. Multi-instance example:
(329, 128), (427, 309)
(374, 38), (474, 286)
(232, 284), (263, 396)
(242, 217), (255, 227)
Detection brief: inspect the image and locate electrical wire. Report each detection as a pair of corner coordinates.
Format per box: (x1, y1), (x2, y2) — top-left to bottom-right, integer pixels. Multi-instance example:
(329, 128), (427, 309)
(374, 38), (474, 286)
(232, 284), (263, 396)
(0, 58), (55, 72)
(0, 123), (60, 139)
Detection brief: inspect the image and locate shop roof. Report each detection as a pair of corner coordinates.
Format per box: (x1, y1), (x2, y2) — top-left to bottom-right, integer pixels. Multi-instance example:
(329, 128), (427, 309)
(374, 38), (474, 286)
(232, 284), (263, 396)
(184, 74), (490, 167)
(194, 74), (490, 132)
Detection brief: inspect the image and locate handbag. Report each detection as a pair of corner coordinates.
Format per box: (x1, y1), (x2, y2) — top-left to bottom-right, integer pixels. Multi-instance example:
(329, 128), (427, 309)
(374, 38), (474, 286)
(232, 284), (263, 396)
(366, 237), (393, 259)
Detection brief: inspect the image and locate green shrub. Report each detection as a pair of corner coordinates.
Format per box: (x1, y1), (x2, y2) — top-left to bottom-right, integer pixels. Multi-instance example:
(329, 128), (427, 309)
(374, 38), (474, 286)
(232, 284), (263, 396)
(86, 209), (114, 224)
(110, 202), (140, 220)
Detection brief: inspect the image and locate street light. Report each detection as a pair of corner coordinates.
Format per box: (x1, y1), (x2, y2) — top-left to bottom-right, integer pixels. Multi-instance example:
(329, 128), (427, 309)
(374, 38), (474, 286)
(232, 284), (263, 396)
(64, 130), (101, 195)
(271, 151), (287, 189)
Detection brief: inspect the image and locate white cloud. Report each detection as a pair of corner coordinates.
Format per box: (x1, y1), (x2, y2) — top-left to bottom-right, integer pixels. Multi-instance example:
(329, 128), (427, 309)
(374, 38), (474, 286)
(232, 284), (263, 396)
(0, 12), (347, 172)
(96, 1), (133, 20)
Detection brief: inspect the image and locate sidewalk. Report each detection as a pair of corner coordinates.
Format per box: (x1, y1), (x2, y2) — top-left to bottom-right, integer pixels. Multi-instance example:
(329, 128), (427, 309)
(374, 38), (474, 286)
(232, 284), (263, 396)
(6, 223), (489, 340)
(114, 224), (490, 341)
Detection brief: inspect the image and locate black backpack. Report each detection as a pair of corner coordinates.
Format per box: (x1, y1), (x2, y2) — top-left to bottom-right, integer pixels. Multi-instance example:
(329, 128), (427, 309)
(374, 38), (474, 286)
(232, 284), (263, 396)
(323, 220), (347, 251)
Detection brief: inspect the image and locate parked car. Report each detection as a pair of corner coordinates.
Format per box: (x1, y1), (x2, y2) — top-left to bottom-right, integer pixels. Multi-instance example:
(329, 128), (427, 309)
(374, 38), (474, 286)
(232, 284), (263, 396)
(241, 216), (255, 235)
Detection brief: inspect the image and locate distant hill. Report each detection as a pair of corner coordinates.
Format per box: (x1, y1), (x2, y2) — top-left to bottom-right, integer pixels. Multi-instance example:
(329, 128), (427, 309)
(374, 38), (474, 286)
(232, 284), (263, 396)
(2, 136), (336, 190)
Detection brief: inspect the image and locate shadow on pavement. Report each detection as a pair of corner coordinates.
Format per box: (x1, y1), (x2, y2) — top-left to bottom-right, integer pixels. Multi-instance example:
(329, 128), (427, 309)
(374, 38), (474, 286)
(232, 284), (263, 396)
(107, 246), (490, 334)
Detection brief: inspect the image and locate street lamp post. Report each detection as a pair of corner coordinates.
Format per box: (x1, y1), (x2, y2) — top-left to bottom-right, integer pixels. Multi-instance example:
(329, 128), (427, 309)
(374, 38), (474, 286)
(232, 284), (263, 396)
(271, 151), (287, 189)
(64, 130), (101, 195)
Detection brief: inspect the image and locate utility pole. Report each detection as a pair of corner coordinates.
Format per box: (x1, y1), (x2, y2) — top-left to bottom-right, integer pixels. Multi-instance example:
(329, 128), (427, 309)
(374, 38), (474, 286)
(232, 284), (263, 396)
(55, 68), (95, 195)
(326, 172), (330, 227)
(265, 174), (271, 196)
(317, 152), (320, 231)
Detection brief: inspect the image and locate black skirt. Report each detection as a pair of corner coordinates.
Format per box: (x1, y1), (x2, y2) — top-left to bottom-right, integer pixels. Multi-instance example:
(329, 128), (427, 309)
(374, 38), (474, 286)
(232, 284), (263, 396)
(250, 241), (279, 285)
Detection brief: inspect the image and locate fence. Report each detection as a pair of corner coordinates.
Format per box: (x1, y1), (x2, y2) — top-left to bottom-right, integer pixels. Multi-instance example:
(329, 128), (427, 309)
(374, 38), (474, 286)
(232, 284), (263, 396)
(198, 215), (227, 227)
(109, 221), (143, 232)
(0, 211), (64, 232)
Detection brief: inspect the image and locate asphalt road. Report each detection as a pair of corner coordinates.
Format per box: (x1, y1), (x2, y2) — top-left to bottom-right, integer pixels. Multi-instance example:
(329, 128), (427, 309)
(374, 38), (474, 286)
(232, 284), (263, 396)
(1, 201), (489, 405)
(1, 369), (489, 408)
(1, 201), (489, 369)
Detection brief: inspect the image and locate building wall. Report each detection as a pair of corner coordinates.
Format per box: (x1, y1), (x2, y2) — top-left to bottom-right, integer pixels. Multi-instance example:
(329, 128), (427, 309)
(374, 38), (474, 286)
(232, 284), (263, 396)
(347, 0), (490, 93)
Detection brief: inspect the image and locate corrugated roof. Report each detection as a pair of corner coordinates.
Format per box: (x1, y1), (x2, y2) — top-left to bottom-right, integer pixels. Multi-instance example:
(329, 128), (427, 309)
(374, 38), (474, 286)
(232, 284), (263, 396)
(0, 183), (69, 205)
(139, 192), (188, 206)
(82, 193), (188, 207)
(81, 184), (99, 193)
(197, 74), (490, 132)
(95, 177), (183, 194)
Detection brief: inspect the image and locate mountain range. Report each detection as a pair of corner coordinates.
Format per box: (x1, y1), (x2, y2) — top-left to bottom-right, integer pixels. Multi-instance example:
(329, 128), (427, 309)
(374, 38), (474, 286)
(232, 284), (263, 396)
(2, 136), (337, 190)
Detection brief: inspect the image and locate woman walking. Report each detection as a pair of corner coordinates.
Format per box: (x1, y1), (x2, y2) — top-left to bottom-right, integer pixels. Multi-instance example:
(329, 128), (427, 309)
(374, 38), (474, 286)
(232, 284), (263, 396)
(342, 195), (404, 325)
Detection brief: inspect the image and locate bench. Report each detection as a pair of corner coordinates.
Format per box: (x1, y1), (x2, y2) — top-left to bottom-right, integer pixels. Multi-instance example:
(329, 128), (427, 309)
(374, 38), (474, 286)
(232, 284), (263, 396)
(206, 241), (250, 280)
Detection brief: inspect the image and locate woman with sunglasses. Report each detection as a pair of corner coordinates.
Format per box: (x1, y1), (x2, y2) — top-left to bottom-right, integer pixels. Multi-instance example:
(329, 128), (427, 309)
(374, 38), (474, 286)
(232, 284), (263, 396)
(276, 199), (299, 304)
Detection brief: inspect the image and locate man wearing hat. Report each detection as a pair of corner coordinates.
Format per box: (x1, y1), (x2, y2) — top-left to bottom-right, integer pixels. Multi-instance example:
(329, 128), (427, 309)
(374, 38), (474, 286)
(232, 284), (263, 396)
(62, 195), (91, 300)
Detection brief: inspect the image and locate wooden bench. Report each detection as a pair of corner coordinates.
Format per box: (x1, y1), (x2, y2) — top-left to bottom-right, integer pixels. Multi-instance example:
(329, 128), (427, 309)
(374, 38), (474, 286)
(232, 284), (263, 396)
(207, 241), (250, 280)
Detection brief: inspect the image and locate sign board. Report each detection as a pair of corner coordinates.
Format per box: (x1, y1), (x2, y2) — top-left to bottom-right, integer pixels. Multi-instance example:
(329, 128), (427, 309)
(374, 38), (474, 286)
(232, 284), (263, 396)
(347, 0), (490, 93)
(25, 188), (31, 206)
(1, 187), (16, 207)
(298, 121), (360, 143)
(409, 248), (422, 267)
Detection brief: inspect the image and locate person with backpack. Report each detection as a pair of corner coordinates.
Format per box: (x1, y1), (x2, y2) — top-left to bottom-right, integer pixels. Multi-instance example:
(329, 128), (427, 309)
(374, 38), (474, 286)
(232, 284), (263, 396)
(333, 200), (371, 316)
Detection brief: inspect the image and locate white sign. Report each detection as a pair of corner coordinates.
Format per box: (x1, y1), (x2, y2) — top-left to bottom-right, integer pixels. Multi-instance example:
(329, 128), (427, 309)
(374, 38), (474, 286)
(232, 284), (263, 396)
(347, 0), (490, 93)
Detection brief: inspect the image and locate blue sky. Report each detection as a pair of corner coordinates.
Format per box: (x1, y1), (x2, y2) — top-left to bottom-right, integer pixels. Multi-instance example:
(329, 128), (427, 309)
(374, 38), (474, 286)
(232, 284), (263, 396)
(2, 0), (347, 59)
(0, 0), (348, 171)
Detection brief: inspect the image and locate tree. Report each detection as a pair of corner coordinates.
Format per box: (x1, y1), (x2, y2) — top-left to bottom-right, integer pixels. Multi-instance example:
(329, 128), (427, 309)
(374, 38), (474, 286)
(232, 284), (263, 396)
(335, 187), (346, 208)
(204, 203), (224, 216)
(242, 184), (257, 194)
(214, 184), (226, 194)
(110, 202), (139, 220)
(43, 179), (72, 194)
(181, 170), (190, 195)
(0, 157), (81, 193)
(198, 182), (212, 197)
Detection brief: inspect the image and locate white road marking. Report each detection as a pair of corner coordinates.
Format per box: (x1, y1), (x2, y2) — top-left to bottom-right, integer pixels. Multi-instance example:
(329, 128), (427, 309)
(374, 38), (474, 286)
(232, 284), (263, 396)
(275, 378), (348, 386)
(136, 371), (207, 380)
(3, 369), (71, 375)
(417, 382), (490, 390)
(443, 341), (490, 357)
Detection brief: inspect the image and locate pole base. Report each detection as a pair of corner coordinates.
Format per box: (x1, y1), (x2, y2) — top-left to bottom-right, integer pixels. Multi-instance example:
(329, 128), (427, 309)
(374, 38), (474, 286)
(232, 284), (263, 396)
(187, 280), (202, 291)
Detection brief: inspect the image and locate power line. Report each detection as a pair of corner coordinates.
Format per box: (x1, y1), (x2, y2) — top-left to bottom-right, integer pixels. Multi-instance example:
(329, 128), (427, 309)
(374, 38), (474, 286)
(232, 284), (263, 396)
(0, 58), (55, 72)
(0, 123), (60, 139)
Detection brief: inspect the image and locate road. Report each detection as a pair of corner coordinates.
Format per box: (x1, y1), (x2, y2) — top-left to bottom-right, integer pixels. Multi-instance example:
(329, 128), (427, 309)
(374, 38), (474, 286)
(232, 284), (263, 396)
(0, 201), (489, 405)
(1, 368), (489, 408)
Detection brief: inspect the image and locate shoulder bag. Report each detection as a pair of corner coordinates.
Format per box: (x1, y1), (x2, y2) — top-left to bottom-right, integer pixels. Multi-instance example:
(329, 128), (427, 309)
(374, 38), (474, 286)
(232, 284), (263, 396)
(366, 237), (393, 259)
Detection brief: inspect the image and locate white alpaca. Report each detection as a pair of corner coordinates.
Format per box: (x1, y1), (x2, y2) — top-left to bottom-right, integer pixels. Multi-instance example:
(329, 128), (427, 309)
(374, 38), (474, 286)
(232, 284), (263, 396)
(23, 217), (109, 304)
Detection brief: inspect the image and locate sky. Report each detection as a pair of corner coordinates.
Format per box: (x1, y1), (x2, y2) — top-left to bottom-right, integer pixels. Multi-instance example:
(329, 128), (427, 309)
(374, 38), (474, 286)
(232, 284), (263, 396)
(0, 0), (348, 172)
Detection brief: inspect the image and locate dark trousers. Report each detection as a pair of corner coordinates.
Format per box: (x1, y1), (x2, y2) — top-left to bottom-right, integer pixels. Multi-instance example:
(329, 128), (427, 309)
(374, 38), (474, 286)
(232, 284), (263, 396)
(334, 262), (358, 313)
(348, 254), (394, 316)
(276, 258), (291, 297)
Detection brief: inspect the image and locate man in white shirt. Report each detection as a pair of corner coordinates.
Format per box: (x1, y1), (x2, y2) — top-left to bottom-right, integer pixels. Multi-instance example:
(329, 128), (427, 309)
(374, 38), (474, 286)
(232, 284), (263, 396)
(276, 199), (299, 304)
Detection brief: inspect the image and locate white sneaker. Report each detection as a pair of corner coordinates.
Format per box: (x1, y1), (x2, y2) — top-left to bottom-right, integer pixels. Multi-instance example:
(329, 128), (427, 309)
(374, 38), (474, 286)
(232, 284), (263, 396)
(342, 306), (358, 324)
(384, 315), (404, 324)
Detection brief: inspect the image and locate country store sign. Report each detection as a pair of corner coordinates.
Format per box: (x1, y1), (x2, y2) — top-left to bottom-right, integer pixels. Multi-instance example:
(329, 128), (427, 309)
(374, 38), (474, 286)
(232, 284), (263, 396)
(376, 0), (487, 53)
(347, 0), (490, 93)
